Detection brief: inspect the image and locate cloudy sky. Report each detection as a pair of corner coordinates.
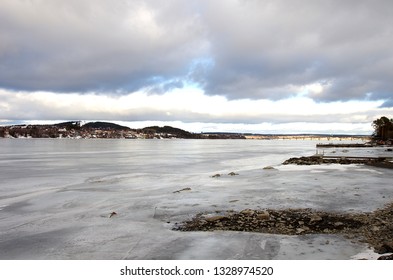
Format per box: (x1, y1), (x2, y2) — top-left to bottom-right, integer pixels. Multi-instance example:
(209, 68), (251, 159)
(1, 0), (393, 134)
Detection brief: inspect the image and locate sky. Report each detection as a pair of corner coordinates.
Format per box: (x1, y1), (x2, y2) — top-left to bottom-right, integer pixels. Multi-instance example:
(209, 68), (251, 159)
(1, 0), (393, 134)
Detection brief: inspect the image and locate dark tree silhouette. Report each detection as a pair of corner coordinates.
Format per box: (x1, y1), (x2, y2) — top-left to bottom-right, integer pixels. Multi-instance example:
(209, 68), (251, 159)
(372, 116), (393, 140)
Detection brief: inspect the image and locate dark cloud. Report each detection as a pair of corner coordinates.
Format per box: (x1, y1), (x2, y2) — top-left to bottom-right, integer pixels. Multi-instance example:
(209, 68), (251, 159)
(1, 0), (393, 103)
(0, 0), (207, 92)
(200, 0), (393, 101)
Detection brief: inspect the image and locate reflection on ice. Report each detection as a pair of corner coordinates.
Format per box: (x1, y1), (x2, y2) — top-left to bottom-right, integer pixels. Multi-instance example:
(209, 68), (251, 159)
(0, 139), (392, 259)
(139, 232), (368, 260)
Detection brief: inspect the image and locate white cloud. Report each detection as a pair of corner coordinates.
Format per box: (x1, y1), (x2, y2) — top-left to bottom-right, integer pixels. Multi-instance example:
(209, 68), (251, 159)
(1, 87), (390, 134)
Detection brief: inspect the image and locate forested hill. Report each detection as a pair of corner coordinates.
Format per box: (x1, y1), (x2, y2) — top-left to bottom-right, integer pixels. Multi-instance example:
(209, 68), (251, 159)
(82, 122), (131, 130)
(141, 126), (197, 138)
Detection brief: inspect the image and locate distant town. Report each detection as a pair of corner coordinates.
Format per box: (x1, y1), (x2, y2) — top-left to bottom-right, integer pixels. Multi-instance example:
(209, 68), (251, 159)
(0, 121), (370, 141)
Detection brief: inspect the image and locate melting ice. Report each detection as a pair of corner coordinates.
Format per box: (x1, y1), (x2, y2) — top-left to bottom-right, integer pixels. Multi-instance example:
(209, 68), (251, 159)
(0, 139), (392, 259)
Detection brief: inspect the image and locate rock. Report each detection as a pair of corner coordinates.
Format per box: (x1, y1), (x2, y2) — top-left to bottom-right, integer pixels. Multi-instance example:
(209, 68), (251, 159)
(211, 174), (221, 178)
(256, 211), (270, 220)
(205, 215), (226, 222)
(263, 166), (276, 170)
(228, 172), (239, 176)
(380, 242), (393, 253)
(310, 214), (323, 223)
(174, 202), (393, 256)
(240, 209), (255, 216)
(109, 212), (117, 218)
(282, 154), (385, 166)
(296, 228), (306, 234)
(378, 254), (393, 260)
(173, 187), (192, 193)
(371, 226), (380, 231)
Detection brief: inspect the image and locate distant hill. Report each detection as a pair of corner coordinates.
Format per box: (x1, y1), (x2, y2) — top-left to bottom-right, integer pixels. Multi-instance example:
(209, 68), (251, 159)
(82, 122), (131, 130)
(141, 126), (197, 138)
(54, 121), (82, 129)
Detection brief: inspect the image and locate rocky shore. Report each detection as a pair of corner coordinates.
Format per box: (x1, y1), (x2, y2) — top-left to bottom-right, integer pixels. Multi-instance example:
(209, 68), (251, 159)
(174, 203), (393, 260)
(282, 155), (393, 168)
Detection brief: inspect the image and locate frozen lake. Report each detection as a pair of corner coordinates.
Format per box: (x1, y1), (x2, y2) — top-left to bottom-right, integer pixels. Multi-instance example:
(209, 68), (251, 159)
(0, 139), (392, 259)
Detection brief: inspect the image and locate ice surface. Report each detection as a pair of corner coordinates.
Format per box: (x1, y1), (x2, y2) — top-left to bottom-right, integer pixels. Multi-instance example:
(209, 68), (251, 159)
(0, 139), (392, 259)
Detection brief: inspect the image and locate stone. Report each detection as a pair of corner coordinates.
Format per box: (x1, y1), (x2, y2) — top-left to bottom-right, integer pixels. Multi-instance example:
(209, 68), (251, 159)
(211, 174), (221, 178)
(205, 215), (226, 222)
(372, 226), (380, 231)
(228, 172), (239, 176)
(296, 228), (306, 234)
(256, 211), (270, 220)
(109, 212), (117, 218)
(374, 242), (393, 254)
(174, 203), (393, 258)
(310, 214), (323, 223)
(263, 166), (276, 170)
(173, 187), (192, 193)
(240, 209), (255, 216)
(381, 242), (393, 253)
(378, 254), (393, 260)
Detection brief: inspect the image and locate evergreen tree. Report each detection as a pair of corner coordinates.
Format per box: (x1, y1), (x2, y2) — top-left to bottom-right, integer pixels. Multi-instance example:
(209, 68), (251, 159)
(372, 116), (393, 140)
